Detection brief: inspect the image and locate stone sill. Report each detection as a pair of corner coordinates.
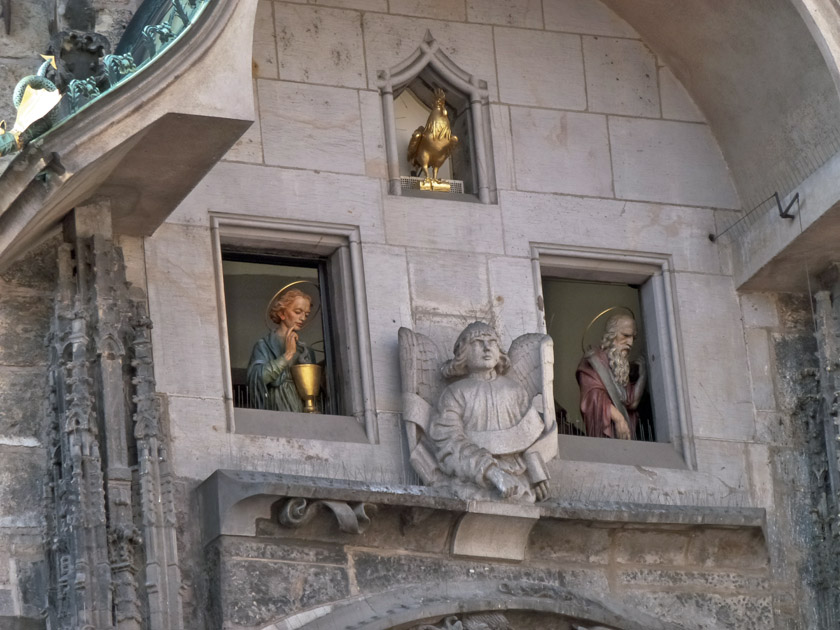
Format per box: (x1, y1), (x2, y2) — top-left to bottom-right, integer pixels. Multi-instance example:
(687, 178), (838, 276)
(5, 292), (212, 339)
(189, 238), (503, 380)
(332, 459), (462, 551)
(198, 469), (766, 550)
(233, 408), (368, 443)
(557, 434), (689, 469)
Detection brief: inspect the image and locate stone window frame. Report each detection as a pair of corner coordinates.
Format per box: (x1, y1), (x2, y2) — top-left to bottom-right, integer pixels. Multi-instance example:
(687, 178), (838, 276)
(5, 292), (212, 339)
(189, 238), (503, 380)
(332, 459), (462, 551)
(210, 213), (378, 444)
(532, 243), (696, 469)
(377, 31), (498, 204)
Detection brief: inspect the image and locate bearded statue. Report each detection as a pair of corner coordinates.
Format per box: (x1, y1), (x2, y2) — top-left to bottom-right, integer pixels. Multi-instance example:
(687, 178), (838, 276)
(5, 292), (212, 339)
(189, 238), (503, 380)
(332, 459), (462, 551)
(576, 313), (646, 440)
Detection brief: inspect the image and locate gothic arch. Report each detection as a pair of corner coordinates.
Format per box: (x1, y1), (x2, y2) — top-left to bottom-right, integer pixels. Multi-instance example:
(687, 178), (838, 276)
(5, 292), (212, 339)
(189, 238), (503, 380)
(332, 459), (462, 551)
(260, 579), (676, 630)
(377, 31), (497, 204)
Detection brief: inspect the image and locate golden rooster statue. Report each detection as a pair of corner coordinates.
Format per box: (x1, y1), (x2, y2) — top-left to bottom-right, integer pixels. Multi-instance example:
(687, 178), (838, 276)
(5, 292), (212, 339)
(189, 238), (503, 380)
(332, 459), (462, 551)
(407, 88), (459, 191)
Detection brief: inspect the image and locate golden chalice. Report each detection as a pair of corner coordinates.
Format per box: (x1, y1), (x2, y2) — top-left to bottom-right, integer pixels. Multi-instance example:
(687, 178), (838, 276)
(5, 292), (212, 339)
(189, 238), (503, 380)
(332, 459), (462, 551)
(291, 363), (322, 414)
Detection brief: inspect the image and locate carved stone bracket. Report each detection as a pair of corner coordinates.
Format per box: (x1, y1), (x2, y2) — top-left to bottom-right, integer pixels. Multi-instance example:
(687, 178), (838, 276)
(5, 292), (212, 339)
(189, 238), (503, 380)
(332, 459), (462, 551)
(277, 497), (376, 534)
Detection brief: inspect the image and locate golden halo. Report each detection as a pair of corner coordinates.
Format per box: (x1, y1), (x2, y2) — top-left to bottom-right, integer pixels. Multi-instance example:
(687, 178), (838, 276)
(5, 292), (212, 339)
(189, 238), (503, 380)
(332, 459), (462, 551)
(581, 306), (635, 353)
(264, 280), (321, 332)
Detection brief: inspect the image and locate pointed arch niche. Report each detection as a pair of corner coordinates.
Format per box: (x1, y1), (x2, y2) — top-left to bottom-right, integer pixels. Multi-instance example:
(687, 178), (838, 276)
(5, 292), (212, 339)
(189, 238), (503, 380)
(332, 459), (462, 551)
(377, 32), (497, 204)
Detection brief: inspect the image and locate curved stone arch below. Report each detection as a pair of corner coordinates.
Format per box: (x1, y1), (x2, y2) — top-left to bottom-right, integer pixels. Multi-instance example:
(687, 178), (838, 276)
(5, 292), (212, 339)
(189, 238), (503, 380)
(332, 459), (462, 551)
(260, 579), (679, 630)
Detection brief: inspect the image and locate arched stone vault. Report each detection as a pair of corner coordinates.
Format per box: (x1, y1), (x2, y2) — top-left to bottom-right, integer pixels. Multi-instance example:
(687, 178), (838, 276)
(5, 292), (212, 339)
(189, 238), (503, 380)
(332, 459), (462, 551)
(601, 0), (840, 211)
(259, 579), (674, 630)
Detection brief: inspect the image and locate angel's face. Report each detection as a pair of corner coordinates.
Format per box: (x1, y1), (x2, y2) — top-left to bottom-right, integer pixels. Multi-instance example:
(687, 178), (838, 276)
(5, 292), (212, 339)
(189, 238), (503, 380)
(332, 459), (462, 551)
(465, 334), (501, 372)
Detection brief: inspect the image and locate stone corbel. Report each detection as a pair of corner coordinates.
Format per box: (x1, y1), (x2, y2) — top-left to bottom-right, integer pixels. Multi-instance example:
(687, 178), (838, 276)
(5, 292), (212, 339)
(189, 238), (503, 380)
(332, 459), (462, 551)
(277, 497), (376, 534)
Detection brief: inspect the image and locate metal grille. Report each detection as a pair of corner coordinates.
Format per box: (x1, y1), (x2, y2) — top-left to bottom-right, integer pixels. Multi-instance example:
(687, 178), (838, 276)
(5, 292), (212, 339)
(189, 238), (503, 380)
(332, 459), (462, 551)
(400, 176), (465, 194)
(556, 403), (657, 442)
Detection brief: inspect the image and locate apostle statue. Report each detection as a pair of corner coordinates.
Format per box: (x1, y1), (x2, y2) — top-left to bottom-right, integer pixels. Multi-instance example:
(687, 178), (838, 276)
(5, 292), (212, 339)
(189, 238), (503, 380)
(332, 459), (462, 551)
(246, 285), (317, 412)
(399, 322), (558, 502)
(576, 312), (646, 439)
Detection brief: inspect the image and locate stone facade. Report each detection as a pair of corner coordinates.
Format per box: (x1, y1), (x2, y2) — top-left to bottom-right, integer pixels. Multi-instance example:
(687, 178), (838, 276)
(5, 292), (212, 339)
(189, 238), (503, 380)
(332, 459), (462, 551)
(0, 0), (839, 629)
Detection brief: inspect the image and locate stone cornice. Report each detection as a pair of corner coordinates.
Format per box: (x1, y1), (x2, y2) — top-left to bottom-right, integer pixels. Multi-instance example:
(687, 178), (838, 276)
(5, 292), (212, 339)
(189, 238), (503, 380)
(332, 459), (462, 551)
(198, 469), (767, 550)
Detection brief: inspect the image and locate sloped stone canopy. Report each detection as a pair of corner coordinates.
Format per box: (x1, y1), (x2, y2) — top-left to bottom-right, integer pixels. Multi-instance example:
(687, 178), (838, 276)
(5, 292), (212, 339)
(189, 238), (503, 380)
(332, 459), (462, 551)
(0, 0), (258, 271)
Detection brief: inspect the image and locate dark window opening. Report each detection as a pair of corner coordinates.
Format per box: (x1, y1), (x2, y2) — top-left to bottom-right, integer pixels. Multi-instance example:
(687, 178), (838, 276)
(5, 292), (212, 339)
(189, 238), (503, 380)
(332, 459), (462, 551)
(542, 277), (656, 442)
(222, 251), (341, 416)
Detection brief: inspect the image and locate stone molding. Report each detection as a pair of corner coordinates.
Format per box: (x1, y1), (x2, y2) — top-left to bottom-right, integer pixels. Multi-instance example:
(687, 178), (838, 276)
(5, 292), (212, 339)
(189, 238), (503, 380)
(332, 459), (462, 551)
(376, 31), (497, 204)
(198, 469), (766, 547)
(259, 577), (667, 630)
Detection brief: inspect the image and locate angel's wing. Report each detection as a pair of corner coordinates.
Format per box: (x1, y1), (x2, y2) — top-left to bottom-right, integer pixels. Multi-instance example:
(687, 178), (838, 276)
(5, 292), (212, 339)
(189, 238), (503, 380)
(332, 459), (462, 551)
(398, 327), (444, 404)
(508, 333), (556, 427)
(398, 328), (446, 484)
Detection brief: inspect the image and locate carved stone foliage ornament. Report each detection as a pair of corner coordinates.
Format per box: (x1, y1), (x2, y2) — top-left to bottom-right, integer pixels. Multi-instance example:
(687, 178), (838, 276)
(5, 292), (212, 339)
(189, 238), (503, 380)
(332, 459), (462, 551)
(399, 322), (558, 502)
(44, 206), (184, 630)
(277, 497), (376, 534)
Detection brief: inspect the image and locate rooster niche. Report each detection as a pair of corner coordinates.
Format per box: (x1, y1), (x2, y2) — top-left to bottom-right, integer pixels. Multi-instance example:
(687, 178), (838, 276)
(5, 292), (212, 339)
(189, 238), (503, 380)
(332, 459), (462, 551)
(407, 88), (459, 191)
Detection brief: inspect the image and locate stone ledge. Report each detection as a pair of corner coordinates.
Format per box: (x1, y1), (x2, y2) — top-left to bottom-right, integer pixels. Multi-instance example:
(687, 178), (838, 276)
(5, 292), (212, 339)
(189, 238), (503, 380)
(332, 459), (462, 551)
(198, 469), (766, 547)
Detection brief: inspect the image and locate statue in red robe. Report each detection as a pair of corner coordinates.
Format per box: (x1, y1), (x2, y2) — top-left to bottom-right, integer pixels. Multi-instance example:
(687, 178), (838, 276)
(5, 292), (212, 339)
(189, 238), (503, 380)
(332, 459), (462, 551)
(576, 314), (646, 439)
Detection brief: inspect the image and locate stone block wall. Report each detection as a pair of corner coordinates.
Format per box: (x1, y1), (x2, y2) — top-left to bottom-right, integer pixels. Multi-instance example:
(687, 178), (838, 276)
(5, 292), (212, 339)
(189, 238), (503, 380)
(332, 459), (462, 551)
(206, 506), (773, 630)
(155, 0), (753, 489)
(0, 238), (58, 626)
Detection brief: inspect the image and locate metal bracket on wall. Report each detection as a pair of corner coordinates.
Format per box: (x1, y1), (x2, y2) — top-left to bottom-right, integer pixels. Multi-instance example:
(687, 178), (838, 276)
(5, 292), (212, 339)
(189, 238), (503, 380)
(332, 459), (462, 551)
(1, 0), (10, 35)
(708, 190), (799, 242)
(774, 190), (798, 219)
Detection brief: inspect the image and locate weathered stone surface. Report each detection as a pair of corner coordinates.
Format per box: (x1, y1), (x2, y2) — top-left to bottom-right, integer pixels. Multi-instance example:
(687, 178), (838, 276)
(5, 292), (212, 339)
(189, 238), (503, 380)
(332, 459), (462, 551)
(0, 368), (43, 438)
(673, 272), (756, 441)
(622, 591), (773, 630)
(527, 520), (610, 565)
(489, 104), (515, 192)
(487, 256), (540, 347)
(509, 108), (612, 196)
(223, 81), (263, 164)
(616, 567), (768, 591)
(352, 551), (608, 594)
(500, 191), (721, 275)
(358, 89), (388, 179)
(496, 28), (585, 109)
(258, 80), (365, 174)
(222, 555), (350, 627)
(543, 0), (636, 38)
(362, 244), (411, 413)
(388, 0), (466, 22)
(144, 223), (225, 399)
(745, 328), (777, 412)
(740, 293), (779, 330)
(0, 0), (51, 60)
(610, 117), (740, 209)
(275, 4), (366, 88)
(583, 36), (659, 118)
(220, 537), (347, 565)
(0, 449), (44, 527)
(363, 14), (497, 98)
(408, 250), (489, 314)
(686, 527), (769, 569)
(0, 589), (13, 615)
(693, 439), (749, 498)
(0, 292), (50, 367)
(614, 530), (690, 566)
(659, 66), (705, 122)
(467, 0), (543, 28)
(383, 195), (504, 254)
(169, 161), (385, 242)
(0, 235), (58, 293)
(253, 0), (279, 79)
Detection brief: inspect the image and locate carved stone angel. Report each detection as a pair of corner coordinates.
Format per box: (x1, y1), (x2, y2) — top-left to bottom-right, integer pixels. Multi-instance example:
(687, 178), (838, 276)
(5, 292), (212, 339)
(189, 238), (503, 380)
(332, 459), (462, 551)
(399, 322), (558, 502)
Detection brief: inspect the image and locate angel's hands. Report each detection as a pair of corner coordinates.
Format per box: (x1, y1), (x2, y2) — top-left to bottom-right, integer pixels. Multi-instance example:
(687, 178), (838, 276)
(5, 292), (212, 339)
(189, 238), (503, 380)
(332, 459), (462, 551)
(533, 480), (550, 502)
(487, 467), (530, 499)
